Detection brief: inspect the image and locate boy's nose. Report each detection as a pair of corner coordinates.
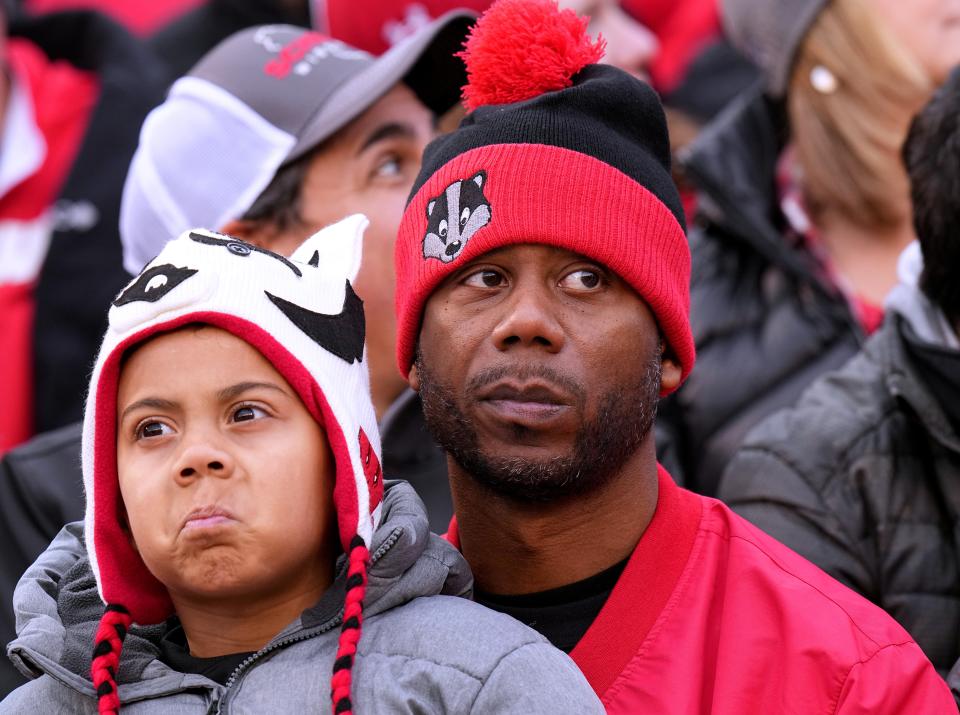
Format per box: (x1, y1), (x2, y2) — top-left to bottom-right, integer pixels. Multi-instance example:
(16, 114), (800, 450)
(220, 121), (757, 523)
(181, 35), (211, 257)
(174, 440), (235, 482)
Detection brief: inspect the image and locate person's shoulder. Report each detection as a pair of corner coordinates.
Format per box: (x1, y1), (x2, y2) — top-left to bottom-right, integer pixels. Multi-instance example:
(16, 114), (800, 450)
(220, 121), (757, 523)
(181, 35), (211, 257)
(0, 674), (94, 714)
(701, 498), (916, 654)
(358, 595), (603, 713)
(363, 594), (548, 673)
(732, 330), (895, 489)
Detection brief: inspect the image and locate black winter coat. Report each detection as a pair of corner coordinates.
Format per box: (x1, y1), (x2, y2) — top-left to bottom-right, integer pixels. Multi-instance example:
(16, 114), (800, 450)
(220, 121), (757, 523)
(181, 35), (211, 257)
(719, 316), (960, 674)
(659, 86), (864, 495)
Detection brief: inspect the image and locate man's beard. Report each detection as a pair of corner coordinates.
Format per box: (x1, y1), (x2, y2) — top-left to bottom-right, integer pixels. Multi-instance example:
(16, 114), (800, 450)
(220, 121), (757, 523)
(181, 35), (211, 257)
(415, 351), (662, 503)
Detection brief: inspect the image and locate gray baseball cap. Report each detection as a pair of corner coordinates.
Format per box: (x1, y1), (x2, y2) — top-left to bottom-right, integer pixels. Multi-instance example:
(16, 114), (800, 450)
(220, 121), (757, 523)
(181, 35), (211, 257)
(722, 0), (831, 98)
(120, 11), (474, 275)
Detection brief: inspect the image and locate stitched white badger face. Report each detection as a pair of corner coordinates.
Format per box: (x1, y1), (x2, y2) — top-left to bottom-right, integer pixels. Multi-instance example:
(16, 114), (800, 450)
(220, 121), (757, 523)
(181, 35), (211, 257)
(422, 171), (492, 263)
(83, 215), (385, 617)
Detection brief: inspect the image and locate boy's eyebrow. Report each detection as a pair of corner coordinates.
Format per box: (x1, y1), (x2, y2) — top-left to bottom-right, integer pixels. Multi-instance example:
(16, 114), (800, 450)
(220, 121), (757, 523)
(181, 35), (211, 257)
(216, 381), (288, 403)
(119, 397), (178, 423)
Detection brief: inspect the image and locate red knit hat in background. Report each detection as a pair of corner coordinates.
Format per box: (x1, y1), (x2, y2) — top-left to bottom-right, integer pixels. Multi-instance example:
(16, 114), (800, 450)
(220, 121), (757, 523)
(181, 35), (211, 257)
(394, 0), (694, 393)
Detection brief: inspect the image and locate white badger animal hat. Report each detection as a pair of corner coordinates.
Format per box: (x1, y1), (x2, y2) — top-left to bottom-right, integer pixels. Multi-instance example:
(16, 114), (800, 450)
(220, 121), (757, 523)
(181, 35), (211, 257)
(82, 213), (382, 624)
(84, 215), (383, 715)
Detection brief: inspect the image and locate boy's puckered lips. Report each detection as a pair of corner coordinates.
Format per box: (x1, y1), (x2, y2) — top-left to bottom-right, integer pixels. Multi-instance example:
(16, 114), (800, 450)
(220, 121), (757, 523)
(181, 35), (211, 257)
(180, 505), (239, 534)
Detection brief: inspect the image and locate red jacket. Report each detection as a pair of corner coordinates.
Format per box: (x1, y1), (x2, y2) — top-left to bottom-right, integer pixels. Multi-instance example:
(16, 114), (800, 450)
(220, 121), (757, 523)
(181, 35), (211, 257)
(0, 39), (96, 453)
(448, 466), (953, 712)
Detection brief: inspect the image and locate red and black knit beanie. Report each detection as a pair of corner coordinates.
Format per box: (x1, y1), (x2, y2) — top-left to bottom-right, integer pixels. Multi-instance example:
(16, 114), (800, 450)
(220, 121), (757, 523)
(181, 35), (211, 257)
(83, 216), (382, 715)
(394, 0), (694, 391)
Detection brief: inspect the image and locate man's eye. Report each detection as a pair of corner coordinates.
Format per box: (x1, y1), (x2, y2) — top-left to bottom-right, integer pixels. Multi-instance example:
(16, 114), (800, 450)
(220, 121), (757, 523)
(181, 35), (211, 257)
(136, 421), (172, 440)
(559, 269), (603, 290)
(373, 156), (402, 179)
(232, 405), (267, 423)
(464, 269), (505, 288)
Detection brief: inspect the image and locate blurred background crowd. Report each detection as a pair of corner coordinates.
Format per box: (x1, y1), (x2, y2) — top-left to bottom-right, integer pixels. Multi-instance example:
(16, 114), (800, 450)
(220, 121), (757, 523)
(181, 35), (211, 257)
(1, 0), (959, 703)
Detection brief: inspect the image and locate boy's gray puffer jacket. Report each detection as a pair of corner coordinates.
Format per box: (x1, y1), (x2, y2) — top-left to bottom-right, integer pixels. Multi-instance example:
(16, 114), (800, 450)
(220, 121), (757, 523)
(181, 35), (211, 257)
(1, 481), (602, 713)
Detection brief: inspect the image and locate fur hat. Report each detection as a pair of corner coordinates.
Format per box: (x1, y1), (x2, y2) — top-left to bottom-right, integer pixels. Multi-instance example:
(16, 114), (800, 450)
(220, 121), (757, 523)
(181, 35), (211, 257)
(393, 0), (693, 390)
(83, 215), (381, 715)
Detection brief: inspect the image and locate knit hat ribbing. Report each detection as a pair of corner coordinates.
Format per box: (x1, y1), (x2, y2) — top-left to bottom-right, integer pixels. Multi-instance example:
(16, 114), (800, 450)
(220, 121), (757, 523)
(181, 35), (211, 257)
(83, 215), (381, 714)
(394, 0), (693, 390)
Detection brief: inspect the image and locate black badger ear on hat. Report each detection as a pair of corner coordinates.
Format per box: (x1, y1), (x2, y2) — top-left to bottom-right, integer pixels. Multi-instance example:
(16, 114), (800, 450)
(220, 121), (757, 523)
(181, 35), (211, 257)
(265, 280), (365, 364)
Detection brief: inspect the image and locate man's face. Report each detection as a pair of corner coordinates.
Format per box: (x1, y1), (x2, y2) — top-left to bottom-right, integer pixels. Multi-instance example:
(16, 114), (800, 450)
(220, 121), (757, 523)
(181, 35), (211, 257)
(559, 0), (659, 81)
(116, 326), (336, 602)
(265, 83), (435, 411)
(413, 245), (677, 502)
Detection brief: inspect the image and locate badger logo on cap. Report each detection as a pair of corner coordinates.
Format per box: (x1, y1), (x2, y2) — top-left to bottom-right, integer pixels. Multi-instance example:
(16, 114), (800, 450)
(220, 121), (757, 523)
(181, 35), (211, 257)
(423, 171), (491, 263)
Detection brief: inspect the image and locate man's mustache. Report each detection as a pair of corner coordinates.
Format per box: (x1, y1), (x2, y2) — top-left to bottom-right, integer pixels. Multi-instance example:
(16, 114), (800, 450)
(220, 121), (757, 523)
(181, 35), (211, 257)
(466, 364), (587, 409)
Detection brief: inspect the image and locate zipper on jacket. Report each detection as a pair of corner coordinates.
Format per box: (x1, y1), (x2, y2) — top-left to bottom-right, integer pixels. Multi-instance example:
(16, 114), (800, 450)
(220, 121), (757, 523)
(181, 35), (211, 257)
(215, 525), (406, 712)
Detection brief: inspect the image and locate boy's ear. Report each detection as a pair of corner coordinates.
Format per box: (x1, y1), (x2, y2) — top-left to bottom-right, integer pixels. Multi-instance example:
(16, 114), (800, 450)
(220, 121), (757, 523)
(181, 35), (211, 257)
(290, 214), (369, 282)
(219, 219), (263, 243)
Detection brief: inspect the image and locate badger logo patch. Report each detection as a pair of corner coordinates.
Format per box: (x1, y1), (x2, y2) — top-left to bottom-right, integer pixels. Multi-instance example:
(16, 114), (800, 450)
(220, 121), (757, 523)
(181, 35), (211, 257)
(423, 171), (491, 263)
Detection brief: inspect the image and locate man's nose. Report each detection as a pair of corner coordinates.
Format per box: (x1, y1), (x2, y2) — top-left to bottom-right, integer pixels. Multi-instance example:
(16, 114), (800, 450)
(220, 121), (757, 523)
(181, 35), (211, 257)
(173, 435), (235, 483)
(490, 285), (565, 353)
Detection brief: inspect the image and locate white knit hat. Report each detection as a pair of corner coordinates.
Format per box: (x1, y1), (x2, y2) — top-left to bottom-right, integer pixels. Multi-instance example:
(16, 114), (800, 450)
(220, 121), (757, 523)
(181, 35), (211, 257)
(83, 214), (381, 715)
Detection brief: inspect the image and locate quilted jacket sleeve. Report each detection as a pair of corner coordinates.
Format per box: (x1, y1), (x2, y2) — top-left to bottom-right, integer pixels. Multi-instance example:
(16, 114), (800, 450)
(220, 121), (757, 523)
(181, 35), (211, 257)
(470, 642), (604, 714)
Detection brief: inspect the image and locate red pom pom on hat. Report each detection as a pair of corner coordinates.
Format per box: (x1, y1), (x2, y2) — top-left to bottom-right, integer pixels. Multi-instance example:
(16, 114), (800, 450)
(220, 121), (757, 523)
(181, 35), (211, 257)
(458, 0), (606, 111)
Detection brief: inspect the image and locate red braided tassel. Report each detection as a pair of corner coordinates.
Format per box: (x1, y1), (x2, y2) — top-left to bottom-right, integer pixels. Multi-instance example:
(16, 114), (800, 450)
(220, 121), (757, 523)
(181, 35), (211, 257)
(330, 535), (369, 715)
(91, 604), (132, 714)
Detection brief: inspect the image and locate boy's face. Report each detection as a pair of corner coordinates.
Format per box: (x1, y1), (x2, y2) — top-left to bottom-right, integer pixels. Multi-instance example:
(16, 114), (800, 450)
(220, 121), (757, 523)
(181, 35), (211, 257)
(116, 326), (337, 604)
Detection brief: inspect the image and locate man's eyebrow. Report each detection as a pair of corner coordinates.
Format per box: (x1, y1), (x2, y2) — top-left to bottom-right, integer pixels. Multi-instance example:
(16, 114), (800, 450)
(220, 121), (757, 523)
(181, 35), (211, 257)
(358, 122), (419, 153)
(119, 397), (178, 424)
(215, 381), (289, 403)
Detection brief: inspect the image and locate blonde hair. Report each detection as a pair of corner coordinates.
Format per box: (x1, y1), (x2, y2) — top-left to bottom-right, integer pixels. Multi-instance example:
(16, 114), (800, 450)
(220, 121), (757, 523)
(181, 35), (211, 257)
(788, 0), (934, 229)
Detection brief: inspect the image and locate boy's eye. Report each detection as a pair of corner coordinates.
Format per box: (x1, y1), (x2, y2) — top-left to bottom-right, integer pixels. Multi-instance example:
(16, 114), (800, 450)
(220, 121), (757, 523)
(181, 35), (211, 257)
(464, 269), (505, 288)
(559, 269), (603, 291)
(232, 405), (267, 423)
(136, 421), (172, 440)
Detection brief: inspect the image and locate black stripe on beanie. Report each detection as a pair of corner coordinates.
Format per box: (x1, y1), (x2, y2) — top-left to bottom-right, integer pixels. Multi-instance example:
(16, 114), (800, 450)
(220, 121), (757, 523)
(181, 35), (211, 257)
(408, 64), (685, 232)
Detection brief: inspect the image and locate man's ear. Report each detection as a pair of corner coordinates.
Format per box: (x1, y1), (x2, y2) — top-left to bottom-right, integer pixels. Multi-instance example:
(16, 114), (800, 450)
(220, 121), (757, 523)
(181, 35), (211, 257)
(408, 362), (421, 393)
(660, 341), (682, 393)
(219, 219), (273, 248)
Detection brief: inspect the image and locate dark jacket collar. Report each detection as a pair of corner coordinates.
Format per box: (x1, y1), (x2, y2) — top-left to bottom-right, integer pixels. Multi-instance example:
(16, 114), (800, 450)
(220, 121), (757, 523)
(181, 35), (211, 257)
(881, 316), (960, 454)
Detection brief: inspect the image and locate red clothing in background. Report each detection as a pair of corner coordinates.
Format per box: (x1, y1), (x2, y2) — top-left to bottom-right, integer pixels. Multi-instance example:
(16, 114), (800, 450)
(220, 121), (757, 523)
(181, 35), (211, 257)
(0, 40), (97, 453)
(621, 0), (719, 93)
(24, 0), (202, 35)
(448, 466), (953, 712)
